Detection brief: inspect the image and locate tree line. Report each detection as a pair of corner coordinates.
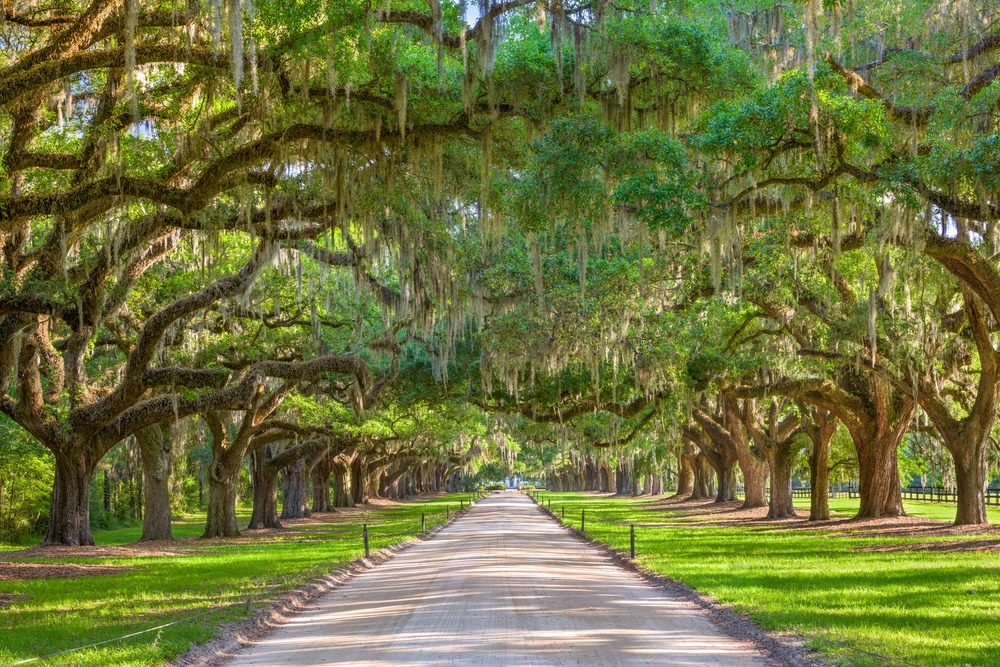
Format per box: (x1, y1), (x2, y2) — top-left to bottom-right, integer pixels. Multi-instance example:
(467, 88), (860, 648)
(2, 0), (1000, 545)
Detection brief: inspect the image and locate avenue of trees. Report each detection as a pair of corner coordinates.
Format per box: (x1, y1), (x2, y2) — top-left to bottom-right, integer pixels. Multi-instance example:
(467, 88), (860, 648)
(3, 0), (1000, 544)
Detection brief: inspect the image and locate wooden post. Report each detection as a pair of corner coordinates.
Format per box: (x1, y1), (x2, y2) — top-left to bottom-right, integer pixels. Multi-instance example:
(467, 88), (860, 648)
(630, 524), (636, 559)
(581, 509), (586, 532)
(421, 513), (426, 532)
(363, 523), (370, 558)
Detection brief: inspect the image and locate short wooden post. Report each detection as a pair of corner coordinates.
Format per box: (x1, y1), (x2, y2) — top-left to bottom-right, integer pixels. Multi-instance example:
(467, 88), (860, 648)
(363, 523), (370, 558)
(421, 513), (426, 532)
(446, 507), (450, 520)
(581, 509), (586, 532)
(630, 524), (636, 559)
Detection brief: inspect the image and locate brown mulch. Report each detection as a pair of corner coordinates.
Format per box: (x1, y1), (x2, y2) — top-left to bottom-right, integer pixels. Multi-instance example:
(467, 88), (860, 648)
(0, 593), (26, 607)
(0, 561), (137, 581)
(2, 544), (195, 560)
(644, 493), (1000, 551)
(857, 538), (1000, 553)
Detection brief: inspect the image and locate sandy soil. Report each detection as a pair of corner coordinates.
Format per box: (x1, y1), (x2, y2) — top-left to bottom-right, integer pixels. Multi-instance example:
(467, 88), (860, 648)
(222, 493), (782, 667)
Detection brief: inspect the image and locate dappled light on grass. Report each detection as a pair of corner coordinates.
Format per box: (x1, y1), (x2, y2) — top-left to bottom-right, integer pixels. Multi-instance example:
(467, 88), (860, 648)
(0, 494), (465, 666)
(539, 491), (1000, 667)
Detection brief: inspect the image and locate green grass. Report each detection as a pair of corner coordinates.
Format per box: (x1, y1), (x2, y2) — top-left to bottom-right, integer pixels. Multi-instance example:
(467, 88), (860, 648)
(0, 494), (478, 666)
(533, 491), (1000, 667)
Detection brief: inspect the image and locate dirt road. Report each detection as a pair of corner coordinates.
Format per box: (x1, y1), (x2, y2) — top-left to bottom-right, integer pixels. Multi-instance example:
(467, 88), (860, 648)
(225, 493), (777, 666)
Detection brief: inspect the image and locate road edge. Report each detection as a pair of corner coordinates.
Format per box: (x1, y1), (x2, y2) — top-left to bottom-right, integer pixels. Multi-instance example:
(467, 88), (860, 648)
(528, 496), (827, 667)
(167, 505), (474, 667)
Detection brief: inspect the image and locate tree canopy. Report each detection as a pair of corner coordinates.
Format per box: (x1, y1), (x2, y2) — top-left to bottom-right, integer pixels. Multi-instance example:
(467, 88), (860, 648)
(3, 0), (1000, 544)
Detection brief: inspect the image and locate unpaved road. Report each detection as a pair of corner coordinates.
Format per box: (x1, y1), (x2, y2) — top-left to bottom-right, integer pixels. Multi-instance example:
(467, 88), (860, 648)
(226, 493), (776, 666)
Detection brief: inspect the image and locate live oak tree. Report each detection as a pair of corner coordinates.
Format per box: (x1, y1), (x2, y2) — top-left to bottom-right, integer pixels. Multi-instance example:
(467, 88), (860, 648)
(6, 0), (1000, 543)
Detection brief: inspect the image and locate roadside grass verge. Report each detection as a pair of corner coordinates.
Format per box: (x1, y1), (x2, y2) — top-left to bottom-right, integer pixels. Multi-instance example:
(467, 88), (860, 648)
(533, 491), (1000, 667)
(0, 493), (478, 667)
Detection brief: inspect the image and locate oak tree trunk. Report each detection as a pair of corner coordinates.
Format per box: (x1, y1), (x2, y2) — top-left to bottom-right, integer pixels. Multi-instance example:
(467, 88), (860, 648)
(311, 457), (332, 513)
(692, 455), (714, 499)
(137, 426), (173, 541)
(203, 473), (239, 538)
(247, 450), (281, 529)
(280, 458), (311, 519)
(809, 433), (831, 521)
(44, 447), (96, 546)
(766, 446), (796, 519)
(649, 474), (663, 496)
(675, 453), (695, 497)
(741, 457), (768, 509)
(366, 467), (384, 500)
(615, 460), (635, 496)
(714, 457), (738, 503)
(855, 433), (905, 518)
(953, 445), (988, 526)
(351, 458), (368, 504)
(333, 463), (354, 507)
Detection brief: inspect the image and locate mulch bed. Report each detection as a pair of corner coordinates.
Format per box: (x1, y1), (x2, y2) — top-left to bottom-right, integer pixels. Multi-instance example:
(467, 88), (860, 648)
(0, 592), (27, 607)
(856, 538), (1000, 553)
(646, 494), (1000, 552)
(0, 561), (137, 581)
(3, 544), (192, 560)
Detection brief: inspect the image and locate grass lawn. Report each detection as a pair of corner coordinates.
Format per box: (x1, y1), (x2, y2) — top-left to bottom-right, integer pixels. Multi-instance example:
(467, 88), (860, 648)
(0, 493), (478, 666)
(533, 491), (1000, 667)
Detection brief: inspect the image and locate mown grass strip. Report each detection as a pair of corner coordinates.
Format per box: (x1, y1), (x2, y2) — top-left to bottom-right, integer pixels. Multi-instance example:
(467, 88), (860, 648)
(535, 491), (1000, 667)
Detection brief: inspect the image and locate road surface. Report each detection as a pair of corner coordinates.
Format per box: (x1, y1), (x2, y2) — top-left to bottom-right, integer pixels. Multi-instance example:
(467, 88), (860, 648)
(225, 493), (776, 666)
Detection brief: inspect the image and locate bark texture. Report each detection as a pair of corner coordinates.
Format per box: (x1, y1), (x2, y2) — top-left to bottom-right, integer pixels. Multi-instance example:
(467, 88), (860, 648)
(137, 424), (174, 541)
(280, 458), (311, 519)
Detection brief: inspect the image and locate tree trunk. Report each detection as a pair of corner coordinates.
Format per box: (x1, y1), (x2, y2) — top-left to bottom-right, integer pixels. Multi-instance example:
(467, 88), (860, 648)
(615, 460), (634, 496)
(740, 457), (768, 509)
(366, 466), (384, 500)
(675, 452), (694, 497)
(855, 433), (905, 518)
(692, 454), (714, 499)
(953, 444), (988, 526)
(351, 458), (368, 505)
(766, 446), (796, 519)
(333, 462), (354, 507)
(44, 447), (96, 546)
(137, 425), (173, 541)
(809, 433), (831, 521)
(698, 439), (738, 504)
(203, 473), (239, 538)
(650, 474), (663, 496)
(714, 457), (737, 502)
(280, 458), (311, 519)
(311, 456), (332, 513)
(247, 450), (281, 529)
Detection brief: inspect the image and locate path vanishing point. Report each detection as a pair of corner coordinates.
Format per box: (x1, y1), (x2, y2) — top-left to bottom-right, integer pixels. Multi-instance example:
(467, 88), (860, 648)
(225, 493), (777, 666)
